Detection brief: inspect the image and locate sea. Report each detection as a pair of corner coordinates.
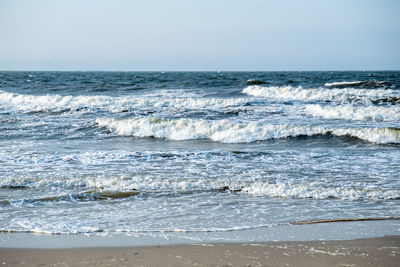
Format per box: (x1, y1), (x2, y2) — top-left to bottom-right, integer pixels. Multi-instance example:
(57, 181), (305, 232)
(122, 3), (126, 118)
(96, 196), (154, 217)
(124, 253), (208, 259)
(1, 71), (400, 242)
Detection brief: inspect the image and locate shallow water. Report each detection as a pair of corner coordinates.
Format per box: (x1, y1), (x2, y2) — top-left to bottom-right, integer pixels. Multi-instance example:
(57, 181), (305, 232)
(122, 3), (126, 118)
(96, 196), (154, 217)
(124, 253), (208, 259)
(1, 71), (399, 239)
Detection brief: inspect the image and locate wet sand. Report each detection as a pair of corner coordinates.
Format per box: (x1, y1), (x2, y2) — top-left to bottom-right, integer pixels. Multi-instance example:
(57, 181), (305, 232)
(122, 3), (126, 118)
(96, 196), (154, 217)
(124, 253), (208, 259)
(1, 235), (399, 266)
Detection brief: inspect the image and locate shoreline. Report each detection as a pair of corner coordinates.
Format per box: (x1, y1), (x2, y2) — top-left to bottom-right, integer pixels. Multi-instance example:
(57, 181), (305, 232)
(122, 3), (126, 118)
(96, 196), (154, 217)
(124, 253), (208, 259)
(1, 235), (399, 266)
(0, 219), (400, 249)
(1, 221), (399, 266)
(1, 220), (400, 249)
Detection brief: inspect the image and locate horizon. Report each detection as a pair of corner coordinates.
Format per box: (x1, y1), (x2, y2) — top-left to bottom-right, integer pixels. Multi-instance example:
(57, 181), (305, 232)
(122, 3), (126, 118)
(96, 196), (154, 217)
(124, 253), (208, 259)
(1, 69), (400, 72)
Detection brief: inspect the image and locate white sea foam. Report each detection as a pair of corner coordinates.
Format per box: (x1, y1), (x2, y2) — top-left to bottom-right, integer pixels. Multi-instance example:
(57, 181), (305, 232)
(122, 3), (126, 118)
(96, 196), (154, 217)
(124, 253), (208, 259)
(324, 81), (365, 87)
(0, 90), (112, 112)
(2, 87), (397, 115)
(332, 127), (400, 144)
(305, 104), (400, 121)
(96, 117), (400, 144)
(0, 90), (252, 113)
(242, 182), (400, 200)
(242, 85), (397, 102)
(96, 117), (327, 143)
(324, 80), (390, 88)
(2, 176), (399, 201)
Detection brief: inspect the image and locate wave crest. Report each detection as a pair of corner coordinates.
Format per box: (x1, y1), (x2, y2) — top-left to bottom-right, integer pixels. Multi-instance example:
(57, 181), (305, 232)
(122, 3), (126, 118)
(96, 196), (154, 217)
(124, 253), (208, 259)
(324, 81), (391, 89)
(242, 85), (398, 103)
(0, 90), (251, 114)
(96, 117), (400, 144)
(96, 117), (328, 143)
(242, 182), (400, 200)
(305, 104), (400, 122)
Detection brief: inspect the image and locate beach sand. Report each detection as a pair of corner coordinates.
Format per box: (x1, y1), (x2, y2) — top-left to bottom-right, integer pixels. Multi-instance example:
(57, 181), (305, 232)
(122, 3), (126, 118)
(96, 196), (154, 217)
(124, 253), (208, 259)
(1, 235), (399, 266)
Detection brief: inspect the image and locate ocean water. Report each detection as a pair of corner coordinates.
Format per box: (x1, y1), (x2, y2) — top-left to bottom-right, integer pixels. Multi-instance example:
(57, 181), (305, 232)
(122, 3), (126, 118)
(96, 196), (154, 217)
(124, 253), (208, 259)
(1, 71), (399, 241)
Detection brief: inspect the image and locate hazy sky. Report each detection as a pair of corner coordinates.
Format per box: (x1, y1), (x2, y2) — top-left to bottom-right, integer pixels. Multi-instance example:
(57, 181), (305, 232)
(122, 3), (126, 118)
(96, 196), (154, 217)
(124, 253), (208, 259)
(0, 0), (399, 71)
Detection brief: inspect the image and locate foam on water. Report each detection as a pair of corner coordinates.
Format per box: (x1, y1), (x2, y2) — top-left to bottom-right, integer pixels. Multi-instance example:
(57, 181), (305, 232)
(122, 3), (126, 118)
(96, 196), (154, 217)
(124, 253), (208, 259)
(96, 117), (328, 142)
(4, 190), (140, 206)
(0, 90), (107, 113)
(0, 89), (252, 114)
(324, 80), (391, 89)
(242, 181), (400, 200)
(305, 104), (400, 121)
(2, 86), (398, 115)
(96, 117), (400, 144)
(325, 81), (366, 87)
(2, 176), (399, 201)
(332, 127), (400, 144)
(2, 71), (400, 239)
(242, 85), (398, 102)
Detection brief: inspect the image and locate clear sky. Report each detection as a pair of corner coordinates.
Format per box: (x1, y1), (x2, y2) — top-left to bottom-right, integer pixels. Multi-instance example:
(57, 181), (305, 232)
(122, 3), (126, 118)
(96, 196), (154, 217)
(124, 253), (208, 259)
(0, 0), (399, 71)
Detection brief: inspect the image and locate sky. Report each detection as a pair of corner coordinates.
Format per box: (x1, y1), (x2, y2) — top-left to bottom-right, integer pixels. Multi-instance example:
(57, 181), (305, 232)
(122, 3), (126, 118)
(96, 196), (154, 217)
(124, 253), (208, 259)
(0, 0), (399, 71)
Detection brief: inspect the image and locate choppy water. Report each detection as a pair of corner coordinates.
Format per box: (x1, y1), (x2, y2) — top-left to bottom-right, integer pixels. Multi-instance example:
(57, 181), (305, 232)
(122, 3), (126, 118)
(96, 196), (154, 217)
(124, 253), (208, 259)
(1, 71), (399, 239)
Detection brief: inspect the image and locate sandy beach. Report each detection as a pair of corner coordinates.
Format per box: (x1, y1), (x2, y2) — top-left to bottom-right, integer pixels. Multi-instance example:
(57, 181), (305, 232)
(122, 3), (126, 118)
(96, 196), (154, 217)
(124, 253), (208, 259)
(1, 235), (399, 266)
(2, 0), (400, 265)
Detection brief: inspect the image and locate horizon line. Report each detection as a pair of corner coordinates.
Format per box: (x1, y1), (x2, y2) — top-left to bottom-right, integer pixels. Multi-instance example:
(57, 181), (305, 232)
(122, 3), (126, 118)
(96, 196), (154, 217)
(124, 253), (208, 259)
(0, 69), (399, 72)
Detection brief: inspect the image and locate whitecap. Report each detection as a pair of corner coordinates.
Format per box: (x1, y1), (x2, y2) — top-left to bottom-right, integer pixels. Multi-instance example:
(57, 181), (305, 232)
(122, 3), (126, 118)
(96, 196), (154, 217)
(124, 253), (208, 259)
(96, 117), (400, 144)
(305, 104), (400, 122)
(324, 80), (390, 89)
(0, 89), (253, 114)
(242, 181), (400, 200)
(332, 127), (400, 144)
(242, 85), (397, 103)
(95, 117), (327, 143)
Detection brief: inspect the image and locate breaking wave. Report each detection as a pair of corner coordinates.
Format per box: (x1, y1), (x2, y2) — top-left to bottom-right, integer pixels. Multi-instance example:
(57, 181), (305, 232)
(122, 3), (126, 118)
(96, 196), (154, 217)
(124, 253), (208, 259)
(0, 90), (251, 114)
(2, 87), (399, 116)
(96, 117), (400, 144)
(241, 182), (400, 200)
(242, 85), (398, 103)
(305, 104), (400, 122)
(96, 117), (325, 143)
(324, 80), (391, 89)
